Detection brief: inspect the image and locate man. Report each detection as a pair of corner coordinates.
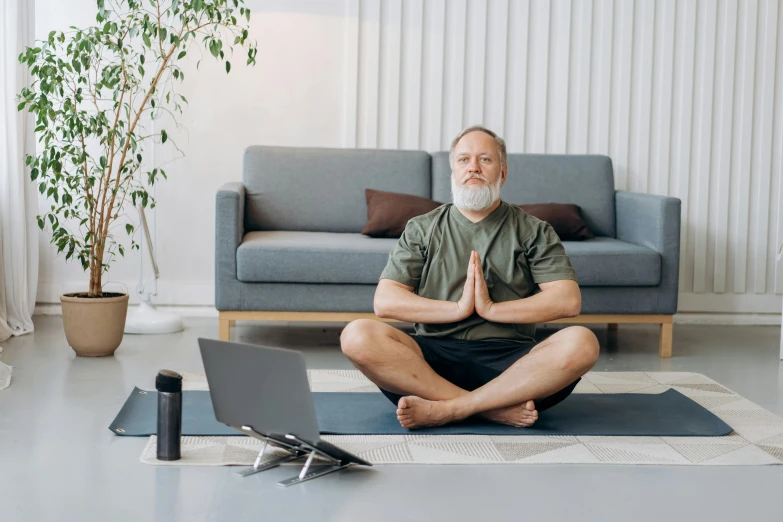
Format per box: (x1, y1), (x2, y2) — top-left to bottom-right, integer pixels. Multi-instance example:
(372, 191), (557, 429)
(340, 125), (599, 430)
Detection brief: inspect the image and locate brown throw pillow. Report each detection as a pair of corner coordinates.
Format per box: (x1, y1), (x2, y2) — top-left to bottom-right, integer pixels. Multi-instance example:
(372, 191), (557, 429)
(519, 203), (594, 241)
(362, 189), (442, 238)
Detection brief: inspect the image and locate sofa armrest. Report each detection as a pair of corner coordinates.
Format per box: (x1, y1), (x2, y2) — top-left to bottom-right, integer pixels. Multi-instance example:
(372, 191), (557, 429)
(215, 183), (245, 307)
(615, 190), (681, 313)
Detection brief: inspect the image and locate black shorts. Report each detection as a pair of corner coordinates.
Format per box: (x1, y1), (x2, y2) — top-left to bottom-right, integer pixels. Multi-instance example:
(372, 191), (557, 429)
(378, 335), (581, 413)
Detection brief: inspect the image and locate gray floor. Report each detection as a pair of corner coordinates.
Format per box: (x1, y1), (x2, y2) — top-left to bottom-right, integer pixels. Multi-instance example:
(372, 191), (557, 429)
(1, 317), (783, 522)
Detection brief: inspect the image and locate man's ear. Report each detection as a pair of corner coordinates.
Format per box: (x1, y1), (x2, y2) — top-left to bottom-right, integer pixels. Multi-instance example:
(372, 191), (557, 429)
(500, 165), (508, 186)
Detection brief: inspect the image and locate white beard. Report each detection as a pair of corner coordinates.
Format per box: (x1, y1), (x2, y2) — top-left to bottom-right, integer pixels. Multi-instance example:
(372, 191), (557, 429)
(450, 175), (502, 211)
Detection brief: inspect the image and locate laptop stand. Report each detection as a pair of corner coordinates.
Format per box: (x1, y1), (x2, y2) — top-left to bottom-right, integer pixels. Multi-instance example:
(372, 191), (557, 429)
(237, 426), (308, 477)
(238, 427), (356, 487)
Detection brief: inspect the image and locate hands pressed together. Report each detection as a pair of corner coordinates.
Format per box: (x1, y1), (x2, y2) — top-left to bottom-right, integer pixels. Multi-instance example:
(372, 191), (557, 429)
(456, 251), (494, 321)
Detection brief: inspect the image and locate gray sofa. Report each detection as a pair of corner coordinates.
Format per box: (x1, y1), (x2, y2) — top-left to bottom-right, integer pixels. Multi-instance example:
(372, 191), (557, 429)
(216, 146), (681, 357)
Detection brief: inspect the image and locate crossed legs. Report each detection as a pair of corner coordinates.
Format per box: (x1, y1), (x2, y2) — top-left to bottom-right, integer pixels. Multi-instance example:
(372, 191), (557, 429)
(340, 319), (600, 429)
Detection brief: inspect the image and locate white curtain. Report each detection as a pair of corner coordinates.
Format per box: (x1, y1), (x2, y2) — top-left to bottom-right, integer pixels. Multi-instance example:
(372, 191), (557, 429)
(0, 0), (38, 343)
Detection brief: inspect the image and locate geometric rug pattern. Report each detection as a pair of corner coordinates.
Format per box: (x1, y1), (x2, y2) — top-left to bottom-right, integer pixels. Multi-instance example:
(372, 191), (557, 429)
(140, 371), (783, 466)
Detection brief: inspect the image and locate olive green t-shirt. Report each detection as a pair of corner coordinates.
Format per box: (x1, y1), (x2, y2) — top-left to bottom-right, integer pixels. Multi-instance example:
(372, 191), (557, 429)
(379, 200), (577, 342)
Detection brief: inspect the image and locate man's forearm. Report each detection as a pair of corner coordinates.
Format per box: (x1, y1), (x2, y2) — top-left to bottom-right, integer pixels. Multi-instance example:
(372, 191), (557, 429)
(487, 288), (580, 324)
(375, 286), (463, 324)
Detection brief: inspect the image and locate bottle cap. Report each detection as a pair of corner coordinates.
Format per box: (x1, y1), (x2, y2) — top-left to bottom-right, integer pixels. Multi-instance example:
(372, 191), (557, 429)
(155, 370), (183, 393)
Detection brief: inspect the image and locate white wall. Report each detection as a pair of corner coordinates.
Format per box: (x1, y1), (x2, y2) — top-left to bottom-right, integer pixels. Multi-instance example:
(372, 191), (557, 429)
(34, 0), (783, 316)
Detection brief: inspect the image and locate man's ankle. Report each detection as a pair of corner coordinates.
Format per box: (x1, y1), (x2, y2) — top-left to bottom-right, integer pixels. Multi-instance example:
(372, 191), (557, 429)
(447, 396), (478, 421)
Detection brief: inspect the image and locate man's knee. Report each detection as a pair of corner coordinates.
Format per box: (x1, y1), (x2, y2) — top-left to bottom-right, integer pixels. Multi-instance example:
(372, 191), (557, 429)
(340, 319), (382, 363)
(559, 326), (600, 371)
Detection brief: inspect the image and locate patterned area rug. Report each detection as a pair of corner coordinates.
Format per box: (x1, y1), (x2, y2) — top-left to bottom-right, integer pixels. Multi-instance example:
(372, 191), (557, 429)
(140, 370), (783, 466)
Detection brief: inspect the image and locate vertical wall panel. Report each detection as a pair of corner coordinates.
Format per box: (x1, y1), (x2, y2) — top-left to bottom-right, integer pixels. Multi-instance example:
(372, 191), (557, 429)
(588, 0), (613, 156)
(464, 0), (488, 126)
(347, 0), (783, 312)
(774, 0), (783, 294)
(671, 0), (697, 293)
(547, 0), (572, 153)
(690, 0), (718, 294)
(712, 0), (738, 294)
(629, 0), (654, 194)
(505, 0), (530, 152)
(357, 0), (381, 148)
(484, 0), (510, 136)
(343, 0), (360, 147)
(732, 0), (758, 294)
(568, 0), (593, 154)
(378, 0), (402, 148)
(526, 0), (551, 152)
(399, 0), (423, 149)
(419, 0), (445, 152)
(650, 0), (675, 197)
(440, 0), (467, 145)
(751, 0), (778, 293)
(609, 0), (634, 191)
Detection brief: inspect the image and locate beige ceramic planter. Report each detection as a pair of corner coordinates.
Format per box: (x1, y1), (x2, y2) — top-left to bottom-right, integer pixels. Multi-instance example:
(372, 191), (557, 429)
(60, 292), (129, 357)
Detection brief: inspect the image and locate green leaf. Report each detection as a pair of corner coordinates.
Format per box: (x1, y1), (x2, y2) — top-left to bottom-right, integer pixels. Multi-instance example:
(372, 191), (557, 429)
(125, 224), (133, 235)
(209, 40), (218, 58)
(143, 32), (151, 48)
(37, 216), (44, 230)
(161, 129), (167, 143)
(225, 61), (231, 74)
(177, 50), (186, 59)
(17, 101), (25, 111)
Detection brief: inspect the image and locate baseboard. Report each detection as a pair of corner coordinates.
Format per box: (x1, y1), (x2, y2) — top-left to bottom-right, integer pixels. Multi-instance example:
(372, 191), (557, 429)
(672, 313), (782, 325)
(33, 304), (782, 326)
(678, 293), (783, 313)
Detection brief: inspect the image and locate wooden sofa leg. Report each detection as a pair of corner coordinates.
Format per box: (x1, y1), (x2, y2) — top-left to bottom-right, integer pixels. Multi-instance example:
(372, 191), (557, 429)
(608, 323), (618, 331)
(659, 322), (673, 358)
(219, 317), (231, 341)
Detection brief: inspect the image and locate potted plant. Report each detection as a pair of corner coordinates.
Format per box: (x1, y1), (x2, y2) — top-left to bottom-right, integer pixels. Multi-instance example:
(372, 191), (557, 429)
(16, 0), (257, 356)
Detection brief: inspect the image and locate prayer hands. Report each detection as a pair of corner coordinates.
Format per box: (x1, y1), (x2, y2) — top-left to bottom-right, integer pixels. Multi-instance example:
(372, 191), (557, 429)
(472, 251), (494, 319)
(456, 251), (494, 321)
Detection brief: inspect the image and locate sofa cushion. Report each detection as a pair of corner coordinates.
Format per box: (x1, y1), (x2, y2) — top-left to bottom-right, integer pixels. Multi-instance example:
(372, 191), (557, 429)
(243, 146), (431, 233)
(362, 189), (444, 238)
(520, 203), (594, 241)
(431, 152), (616, 237)
(237, 232), (660, 287)
(563, 237), (661, 286)
(237, 231), (398, 284)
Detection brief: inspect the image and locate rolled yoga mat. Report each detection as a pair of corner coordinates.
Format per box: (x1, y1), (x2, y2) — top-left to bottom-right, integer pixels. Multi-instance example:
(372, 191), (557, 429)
(109, 387), (733, 437)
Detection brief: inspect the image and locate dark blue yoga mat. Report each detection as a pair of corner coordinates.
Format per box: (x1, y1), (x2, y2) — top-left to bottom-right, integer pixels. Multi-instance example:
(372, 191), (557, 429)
(109, 388), (733, 437)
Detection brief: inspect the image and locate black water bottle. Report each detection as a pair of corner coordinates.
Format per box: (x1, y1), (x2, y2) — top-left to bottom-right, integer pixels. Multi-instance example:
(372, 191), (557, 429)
(156, 370), (183, 461)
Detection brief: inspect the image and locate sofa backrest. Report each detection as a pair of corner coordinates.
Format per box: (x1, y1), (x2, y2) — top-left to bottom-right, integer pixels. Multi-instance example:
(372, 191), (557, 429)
(431, 152), (616, 237)
(243, 146), (431, 233)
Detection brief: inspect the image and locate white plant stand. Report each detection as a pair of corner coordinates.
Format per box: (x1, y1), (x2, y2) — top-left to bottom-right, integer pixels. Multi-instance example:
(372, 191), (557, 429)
(124, 202), (183, 335)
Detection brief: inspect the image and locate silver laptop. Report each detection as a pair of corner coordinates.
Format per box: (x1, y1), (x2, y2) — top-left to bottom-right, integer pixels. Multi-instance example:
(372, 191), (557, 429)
(198, 338), (371, 485)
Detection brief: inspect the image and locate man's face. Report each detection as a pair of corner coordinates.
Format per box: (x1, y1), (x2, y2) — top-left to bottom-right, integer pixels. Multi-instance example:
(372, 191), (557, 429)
(450, 131), (507, 211)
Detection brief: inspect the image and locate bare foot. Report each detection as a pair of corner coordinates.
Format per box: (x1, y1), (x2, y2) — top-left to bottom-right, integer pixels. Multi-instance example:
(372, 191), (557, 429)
(480, 400), (538, 427)
(396, 396), (455, 429)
